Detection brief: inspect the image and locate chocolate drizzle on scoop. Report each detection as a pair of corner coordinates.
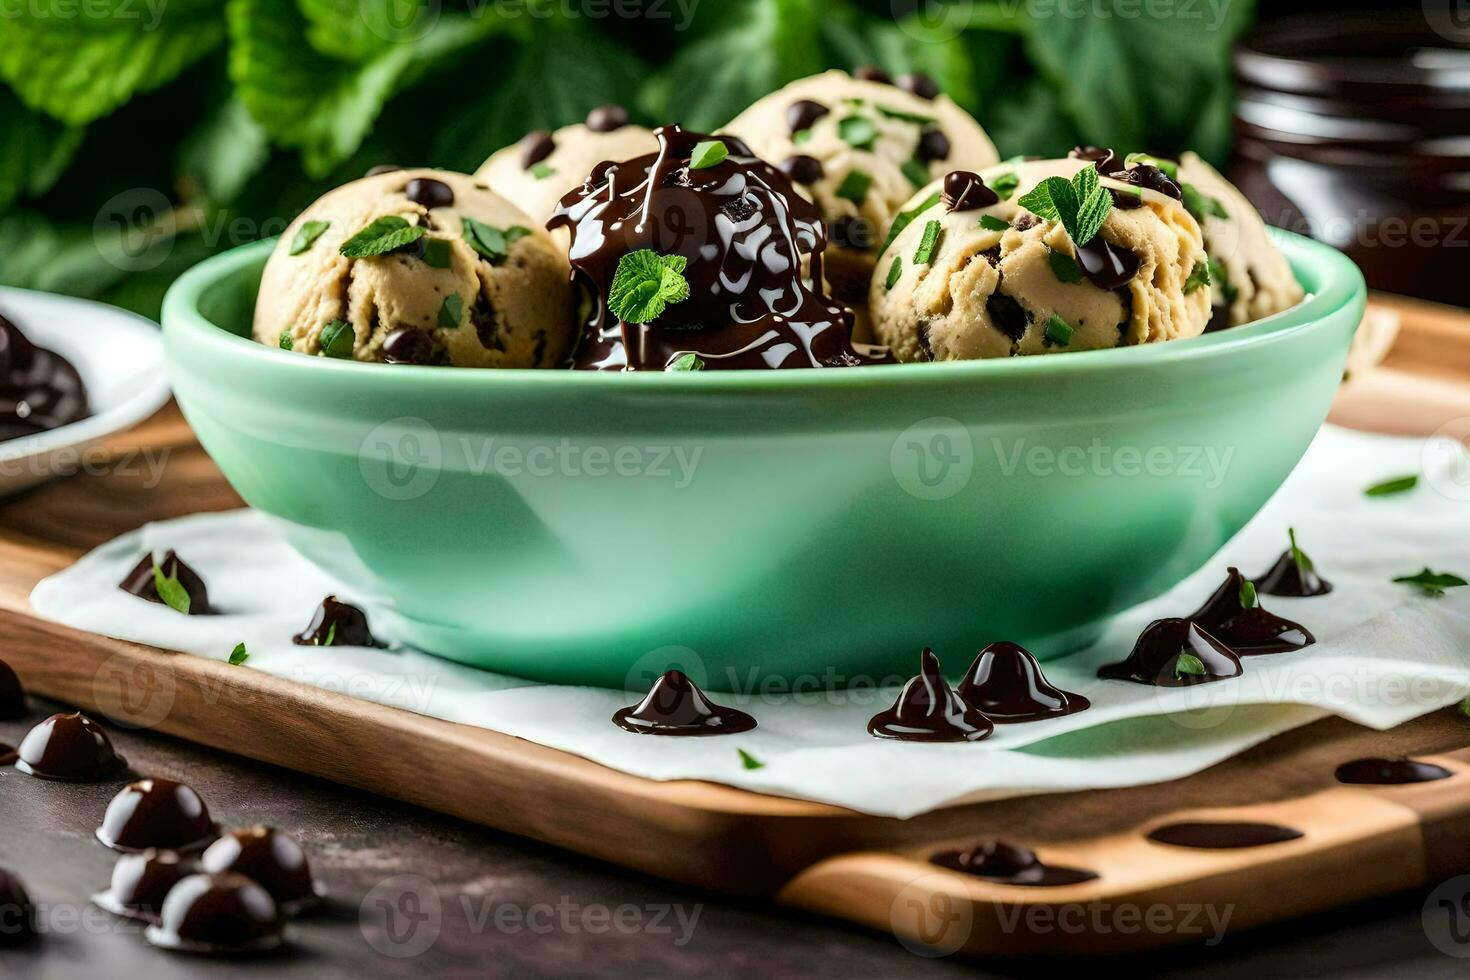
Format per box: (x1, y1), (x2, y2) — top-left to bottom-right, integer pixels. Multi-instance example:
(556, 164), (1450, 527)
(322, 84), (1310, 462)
(144, 872), (285, 954)
(1069, 146), (1124, 176)
(0, 658), (24, 720)
(548, 125), (878, 371)
(93, 849), (193, 923)
(0, 312), (89, 441)
(97, 778), (218, 853)
(1098, 618), (1242, 687)
(868, 649), (993, 742)
(1187, 567), (1314, 655)
(119, 550), (211, 615)
(293, 596), (377, 648)
(613, 670), (756, 736)
(0, 869), (36, 946)
(932, 840), (1098, 887)
(1147, 822), (1303, 849)
(15, 711), (127, 781)
(1075, 235), (1141, 290)
(1335, 757), (1453, 785)
(942, 170), (999, 213)
(957, 642), (1090, 723)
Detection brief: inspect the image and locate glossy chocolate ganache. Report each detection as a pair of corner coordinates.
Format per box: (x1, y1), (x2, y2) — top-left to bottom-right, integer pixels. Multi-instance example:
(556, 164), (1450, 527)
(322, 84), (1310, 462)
(0, 312), (88, 441)
(548, 125), (886, 371)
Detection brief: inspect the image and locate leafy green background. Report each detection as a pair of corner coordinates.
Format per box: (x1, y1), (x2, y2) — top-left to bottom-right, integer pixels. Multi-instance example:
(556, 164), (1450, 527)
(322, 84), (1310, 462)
(0, 0), (1255, 319)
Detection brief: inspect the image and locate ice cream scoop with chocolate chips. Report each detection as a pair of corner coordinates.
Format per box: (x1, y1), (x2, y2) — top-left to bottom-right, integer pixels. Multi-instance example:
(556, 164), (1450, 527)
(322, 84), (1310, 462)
(722, 69), (999, 310)
(254, 169), (575, 368)
(869, 150), (1211, 361)
(476, 105), (658, 227)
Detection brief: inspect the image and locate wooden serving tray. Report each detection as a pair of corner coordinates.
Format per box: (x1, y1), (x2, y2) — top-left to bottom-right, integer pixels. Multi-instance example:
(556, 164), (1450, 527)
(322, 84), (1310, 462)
(2, 294), (1469, 956)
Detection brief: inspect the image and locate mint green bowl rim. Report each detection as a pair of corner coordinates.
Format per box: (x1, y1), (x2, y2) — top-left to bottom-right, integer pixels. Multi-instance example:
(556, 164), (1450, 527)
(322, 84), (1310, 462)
(163, 229), (1364, 389)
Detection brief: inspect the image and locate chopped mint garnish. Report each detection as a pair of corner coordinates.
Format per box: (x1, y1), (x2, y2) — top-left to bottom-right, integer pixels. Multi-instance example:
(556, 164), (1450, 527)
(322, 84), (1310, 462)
(609, 249), (691, 324)
(1045, 314), (1074, 346)
(319, 319), (355, 359)
(1208, 257), (1238, 304)
(152, 561), (192, 615)
(913, 219), (941, 264)
(989, 171), (1019, 201)
(1366, 475), (1418, 497)
(835, 169), (872, 204)
(1181, 183), (1228, 223)
(228, 643), (249, 666)
(1047, 248), (1081, 283)
(668, 352), (704, 372)
(901, 158), (930, 188)
(980, 214), (1009, 232)
(1393, 568), (1467, 597)
(1125, 152), (1179, 181)
(1174, 652), (1207, 679)
(279, 333), (293, 351)
(1238, 578), (1258, 609)
(438, 293), (463, 329)
(837, 115), (877, 150)
(290, 220), (330, 256)
(1018, 165), (1112, 246)
(689, 139), (728, 169)
(531, 162), (557, 180)
(1288, 528), (1315, 574)
(421, 237), (451, 269)
(884, 256), (902, 290)
(792, 128), (813, 145)
(878, 190), (940, 257)
(1461, 696), (1470, 719)
(324, 622), (338, 647)
(462, 218), (531, 264)
(1184, 262), (1211, 293)
(339, 215), (423, 258)
(737, 748), (765, 770)
(875, 104), (935, 125)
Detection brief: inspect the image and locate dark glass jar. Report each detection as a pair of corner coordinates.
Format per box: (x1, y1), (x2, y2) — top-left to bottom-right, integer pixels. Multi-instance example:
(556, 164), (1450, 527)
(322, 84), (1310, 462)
(1231, 13), (1470, 305)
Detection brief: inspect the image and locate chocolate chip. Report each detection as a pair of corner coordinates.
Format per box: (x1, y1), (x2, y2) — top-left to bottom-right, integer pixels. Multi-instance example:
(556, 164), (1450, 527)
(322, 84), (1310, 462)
(830, 215), (875, 251)
(941, 170), (999, 213)
(519, 130), (555, 170)
(1014, 213), (1040, 231)
(404, 178), (454, 209)
(787, 99), (829, 135)
(1069, 146), (1123, 175)
(915, 127), (951, 163)
(365, 165), (402, 177)
(473, 294), (503, 351)
(780, 154), (824, 185)
(897, 72), (940, 100)
(585, 104), (630, 132)
(986, 290), (1030, 341)
(381, 328), (435, 365)
(854, 64), (893, 85)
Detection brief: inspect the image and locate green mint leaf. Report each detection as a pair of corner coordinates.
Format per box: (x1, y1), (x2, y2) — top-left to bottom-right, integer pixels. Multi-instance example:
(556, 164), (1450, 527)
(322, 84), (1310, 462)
(884, 256), (903, 291)
(901, 159), (930, 188)
(1125, 153), (1180, 181)
(877, 190), (941, 257)
(422, 237), (451, 269)
(1393, 568), (1468, 597)
(290, 221), (331, 256)
(1366, 475), (1418, 497)
(1069, 166), (1112, 246)
(912, 220), (942, 265)
(1047, 248), (1081, 283)
(792, 128), (814, 145)
(462, 218), (530, 265)
(531, 162), (557, 180)
(1288, 528), (1315, 574)
(319, 319), (356, 359)
(1238, 578), (1258, 609)
(1018, 176), (1069, 224)
(1045, 314), (1074, 346)
(837, 116), (877, 150)
(608, 249), (690, 324)
(737, 748), (765, 770)
(1181, 183), (1228, 223)
(1174, 652), (1207, 678)
(152, 561), (192, 615)
(1208, 257), (1238, 304)
(980, 215), (1010, 233)
(279, 333), (294, 352)
(0, 90), (83, 212)
(1184, 262), (1211, 293)
(875, 105), (935, 125)
(438, 294), (463, 329)
(340, 216), (424, 258)
(229, 643), (249, 666)
(989, 171), (1020, 201)
(1461, 696), (1470, 719)
(324, 621), (338, 647)
(688, 140), (729, 169)
(668, 352), (704, 372)
(835, 169), (872, 204)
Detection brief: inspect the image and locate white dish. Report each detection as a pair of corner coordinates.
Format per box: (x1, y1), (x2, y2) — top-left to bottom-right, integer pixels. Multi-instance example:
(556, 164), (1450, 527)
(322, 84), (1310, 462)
(0, 287), (171, 497)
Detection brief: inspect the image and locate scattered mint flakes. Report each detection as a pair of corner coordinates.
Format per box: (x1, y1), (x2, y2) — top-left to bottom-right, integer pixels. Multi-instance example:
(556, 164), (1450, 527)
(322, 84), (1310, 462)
(1238, 578), (1258, 609)
(438, 293), (463, 329)
(877, 190), (940, 257)
(462, 218), (531, 265)
(1018, 165), (1112, 247)
(1184, 262), (1211, 293)
(290, 220), (330, 256)
(339, 215), (423, 258)
(901, 158), (930, 188)
(608, 249), (691, 324)
(884, 256), (902, 291)
(1181, 183), (1228, 223)
(229, 643), (249, 666)
(1366, 475), (1418, 497)
(279, 333), (294, 351)
(989, 171), (1019, 201)
(875, 105), (934, 125)
(1174, 652), (1207, 679)
(1045, 314), (1074, 346)
(688, 139), (728, 169)
(319, 319), (355, 359)
(837, 115), (877, 150)
(792, 128), (813, 145)
(980, 215), (1010, 233)
(1288, 528), (1315, 574)
(152, 561), (192, 615)
(1209, 257), (1238, 304)
(737, 748), (765, 770)
(531, 162), (557, 180)
(835, 169), (872, 204)
(912, 219), (941, 265)
(1393, 568), (1467, 597)
(1125, 152), (1179, 181)
(421, 237), (451, 269)
(1047, 248), (1081, 284)
(667, 352), (704, 372)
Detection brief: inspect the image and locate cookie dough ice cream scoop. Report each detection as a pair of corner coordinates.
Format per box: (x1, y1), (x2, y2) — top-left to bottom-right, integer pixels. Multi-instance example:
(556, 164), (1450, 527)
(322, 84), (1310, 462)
(254, 168), (575, 368)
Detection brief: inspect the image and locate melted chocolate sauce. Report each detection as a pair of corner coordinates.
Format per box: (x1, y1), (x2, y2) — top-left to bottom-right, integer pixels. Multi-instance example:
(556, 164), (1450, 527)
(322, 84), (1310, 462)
(1075, 234), (1141, 290)
(613, 670), (756, 736)
(0, 657), (24, 720)
(0, 312), (89, 441)
(93, 849), (193, 923)
(1069, 146), (1124, 176)
(144, 872), (285, 954)
(519, 130), (555, 170)
(293, 596), (377, 648)
(1256, 551), (1334, 597)
(585, 104), (630, 133)
(548, 125), (878, 371)
(0, 869), (36, 946)
(1116, 163), (1183, 201)
(942, 170), (999, 213)
(1147, 822), (1303, 849)
(200, 827), (323, 915)
(932, 840), (1098, 887)
(119, 550), (212, 615)
(1187, 567), (1314, 655)
(1335, 757), (1453, 785)
(868, 649), (993, 742)
(15, 711), (127, 782)
(1098, 618), (1243, 687)
(97, 778), (218, 853)
(957, 642), (1090, 723)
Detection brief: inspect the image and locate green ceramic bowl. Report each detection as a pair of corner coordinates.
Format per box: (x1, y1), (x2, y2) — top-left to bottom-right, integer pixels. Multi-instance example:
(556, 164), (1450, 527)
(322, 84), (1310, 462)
(162, 232), (1364, 691)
